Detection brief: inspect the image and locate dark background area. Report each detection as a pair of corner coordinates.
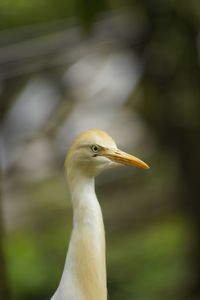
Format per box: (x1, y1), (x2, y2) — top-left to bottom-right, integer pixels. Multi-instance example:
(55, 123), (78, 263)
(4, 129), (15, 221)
(1, 1), (200, 299)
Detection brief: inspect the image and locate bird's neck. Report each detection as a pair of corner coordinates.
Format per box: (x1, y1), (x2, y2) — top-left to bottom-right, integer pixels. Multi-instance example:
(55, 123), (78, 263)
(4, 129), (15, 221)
(55, 171), (107, 300)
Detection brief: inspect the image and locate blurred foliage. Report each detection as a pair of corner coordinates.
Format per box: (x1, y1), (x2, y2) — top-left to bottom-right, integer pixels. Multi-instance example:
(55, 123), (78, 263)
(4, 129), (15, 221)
(1, 0), (200, 300)
(0, 0), (109, 31)
(107, 216), (191, 300)
(0, 0), (76, 29)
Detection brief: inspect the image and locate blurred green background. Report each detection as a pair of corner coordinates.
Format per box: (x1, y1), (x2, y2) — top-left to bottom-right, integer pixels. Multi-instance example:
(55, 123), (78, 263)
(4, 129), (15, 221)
(1, 1), (200, 299)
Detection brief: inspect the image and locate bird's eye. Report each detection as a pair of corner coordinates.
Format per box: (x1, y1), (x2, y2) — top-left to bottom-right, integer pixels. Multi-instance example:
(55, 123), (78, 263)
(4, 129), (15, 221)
(91, 145), (99, 153)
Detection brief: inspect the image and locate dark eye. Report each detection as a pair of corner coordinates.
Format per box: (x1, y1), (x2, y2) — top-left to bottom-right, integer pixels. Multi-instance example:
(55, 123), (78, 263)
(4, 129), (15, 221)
(91, 145), (99, 153)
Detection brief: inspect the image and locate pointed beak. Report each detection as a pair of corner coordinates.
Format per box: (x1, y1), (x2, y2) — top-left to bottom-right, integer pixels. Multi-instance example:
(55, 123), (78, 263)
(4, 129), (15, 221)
(102, 148), (150, 170)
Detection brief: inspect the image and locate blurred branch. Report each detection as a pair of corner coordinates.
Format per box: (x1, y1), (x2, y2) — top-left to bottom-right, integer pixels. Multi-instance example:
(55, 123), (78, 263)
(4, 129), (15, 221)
(0, 14), (139, 80)
(0, 78), (28, 122)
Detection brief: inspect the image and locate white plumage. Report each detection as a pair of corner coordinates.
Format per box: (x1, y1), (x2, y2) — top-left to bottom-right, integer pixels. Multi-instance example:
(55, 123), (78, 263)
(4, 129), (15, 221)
(51, 129), (149, 300)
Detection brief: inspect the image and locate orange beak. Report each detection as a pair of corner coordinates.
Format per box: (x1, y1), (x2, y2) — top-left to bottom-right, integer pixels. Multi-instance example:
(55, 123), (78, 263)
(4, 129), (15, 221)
(102, 148), (150, 170)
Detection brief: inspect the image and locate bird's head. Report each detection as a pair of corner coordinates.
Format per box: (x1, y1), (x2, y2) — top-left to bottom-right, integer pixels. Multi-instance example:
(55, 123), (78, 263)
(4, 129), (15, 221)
(65, 129), (149, 178)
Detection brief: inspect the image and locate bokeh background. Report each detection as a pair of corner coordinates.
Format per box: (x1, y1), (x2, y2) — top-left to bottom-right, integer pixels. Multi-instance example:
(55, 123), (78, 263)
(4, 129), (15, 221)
(1, 1), (200, 300)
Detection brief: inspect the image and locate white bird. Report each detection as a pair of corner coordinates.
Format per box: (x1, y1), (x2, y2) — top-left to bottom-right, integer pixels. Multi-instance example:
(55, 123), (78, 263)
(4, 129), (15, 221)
(51, 128), (149, 300)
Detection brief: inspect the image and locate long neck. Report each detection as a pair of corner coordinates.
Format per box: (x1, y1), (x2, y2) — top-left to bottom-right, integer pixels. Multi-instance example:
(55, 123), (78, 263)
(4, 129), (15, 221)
(53, 170), (107, 300)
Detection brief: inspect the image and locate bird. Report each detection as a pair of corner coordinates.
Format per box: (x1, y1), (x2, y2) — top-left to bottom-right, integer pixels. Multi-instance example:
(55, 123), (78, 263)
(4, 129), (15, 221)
(51, 128), (149, 300)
